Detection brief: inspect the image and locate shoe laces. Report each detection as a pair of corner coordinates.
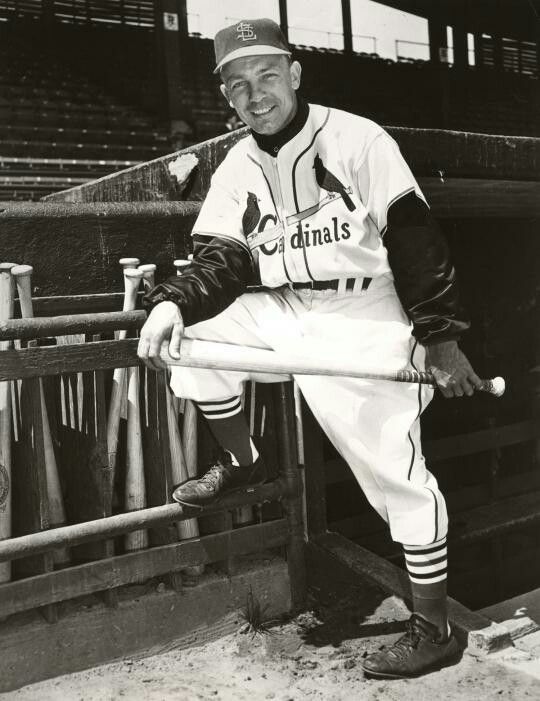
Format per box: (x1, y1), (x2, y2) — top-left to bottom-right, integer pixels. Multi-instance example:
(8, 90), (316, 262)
(199, 451), (233, 492)
(199, 464), (225, 492)
(385, 618), (427, 660)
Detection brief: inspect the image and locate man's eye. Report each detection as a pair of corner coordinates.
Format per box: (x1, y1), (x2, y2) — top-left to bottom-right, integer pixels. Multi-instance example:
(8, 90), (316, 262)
(230, 82), (246, 92)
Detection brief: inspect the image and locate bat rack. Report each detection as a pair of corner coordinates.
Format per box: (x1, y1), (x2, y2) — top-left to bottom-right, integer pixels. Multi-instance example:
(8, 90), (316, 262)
(0, 311), (306, 626)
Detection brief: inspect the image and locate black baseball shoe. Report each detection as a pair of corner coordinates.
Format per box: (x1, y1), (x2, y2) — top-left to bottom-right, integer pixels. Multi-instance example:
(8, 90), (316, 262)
(172, 449), (267, 510)
(361, 614), (461, 679)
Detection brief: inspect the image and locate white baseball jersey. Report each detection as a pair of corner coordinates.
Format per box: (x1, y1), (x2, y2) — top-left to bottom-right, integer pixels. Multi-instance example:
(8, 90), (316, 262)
(192, 103), (426, 287)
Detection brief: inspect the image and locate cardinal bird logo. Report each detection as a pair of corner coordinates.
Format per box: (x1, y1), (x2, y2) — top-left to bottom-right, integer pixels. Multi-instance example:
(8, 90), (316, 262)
(314, 153), (356, 212)
(242, 192), (261, 235)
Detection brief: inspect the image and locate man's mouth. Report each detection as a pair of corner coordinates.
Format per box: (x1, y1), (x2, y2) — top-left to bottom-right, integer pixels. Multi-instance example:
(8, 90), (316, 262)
(251, 106), (274, 117)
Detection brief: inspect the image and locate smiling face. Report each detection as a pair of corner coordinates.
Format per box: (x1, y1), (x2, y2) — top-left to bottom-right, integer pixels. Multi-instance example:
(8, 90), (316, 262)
(220, 54), (301, 135)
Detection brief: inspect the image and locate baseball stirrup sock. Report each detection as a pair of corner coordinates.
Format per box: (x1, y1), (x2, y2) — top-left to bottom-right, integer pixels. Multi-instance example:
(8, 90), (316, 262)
(403, 537), (447, 586)
(197, 396), (259, 466)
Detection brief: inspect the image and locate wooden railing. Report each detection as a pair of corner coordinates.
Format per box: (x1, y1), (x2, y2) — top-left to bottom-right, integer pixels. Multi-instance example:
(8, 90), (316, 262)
(0, 310), (306, 622)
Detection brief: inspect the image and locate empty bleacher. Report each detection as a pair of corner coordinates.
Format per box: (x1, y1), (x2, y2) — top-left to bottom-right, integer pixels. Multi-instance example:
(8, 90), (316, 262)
(0, 16), (171, 200)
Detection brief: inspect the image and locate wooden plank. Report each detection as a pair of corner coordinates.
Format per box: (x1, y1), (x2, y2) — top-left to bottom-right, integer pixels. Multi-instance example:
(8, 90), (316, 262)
(422, 178), (540, 218)
(451, 490), (540, 543)
(339, 485), (540, 560)
(33, 292), (131, 315)
(0, 310), (146, 341)
(325, 420), (540, 486)
(0, 556), (291, 694)
(11, 375), (57, 622)
(0, 201), (201, 219)
(0, 519), (288, 617)
(43, 127), (540, 206)
(0, 480), (285, 563)
(310, 532), (510, 651)
(0, 339), (140, 380)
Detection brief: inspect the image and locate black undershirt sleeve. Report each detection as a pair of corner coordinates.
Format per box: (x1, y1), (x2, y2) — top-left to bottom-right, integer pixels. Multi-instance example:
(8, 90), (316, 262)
(142, 235), (256, 327)
(384, 191), (470, 346)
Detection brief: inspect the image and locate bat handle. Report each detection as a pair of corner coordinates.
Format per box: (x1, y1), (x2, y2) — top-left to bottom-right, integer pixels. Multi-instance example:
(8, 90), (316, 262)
(174, 259), (190, 276)
(138, 264), (156, 293)
(397, 370), (505, 398)
(11, 264), (34, 319)
(396, 370), (434, 385)
(123, 268), (144, 312)
(479, 376), (506, 398)
(119, 257), (140, 269)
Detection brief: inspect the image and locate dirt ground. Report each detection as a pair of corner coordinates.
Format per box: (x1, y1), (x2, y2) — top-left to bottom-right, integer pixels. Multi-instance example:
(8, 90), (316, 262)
(2, 554), (538, 701)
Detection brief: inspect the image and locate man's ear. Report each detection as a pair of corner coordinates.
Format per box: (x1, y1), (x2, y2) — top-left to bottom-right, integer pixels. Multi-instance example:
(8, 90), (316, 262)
(220, 83), (234, 108)
(290, 61), (302, 90)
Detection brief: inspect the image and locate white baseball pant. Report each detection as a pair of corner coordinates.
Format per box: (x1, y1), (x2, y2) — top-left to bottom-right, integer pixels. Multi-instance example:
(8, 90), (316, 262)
(170, 274), (448, 546)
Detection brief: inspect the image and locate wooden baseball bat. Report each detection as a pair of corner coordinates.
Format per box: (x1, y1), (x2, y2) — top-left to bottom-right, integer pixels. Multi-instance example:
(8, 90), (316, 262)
(119, 257), (140, 270)
(107, 267), (142, 480)
(139, 263), (156, 293)
(174, 259), (190, 277)
(233, 381), (255, 526)
(122, 268), (148, 551)
(138, 264), (156, 428)
(160, 339), (505, 397)
(173, 257), (199, 476)
(12, 265), (70, 565)
(117, 259), (140, 417)
(0, 263), (16, 583)
(168, 258), (204, 577)
(293, 380), (308, 540)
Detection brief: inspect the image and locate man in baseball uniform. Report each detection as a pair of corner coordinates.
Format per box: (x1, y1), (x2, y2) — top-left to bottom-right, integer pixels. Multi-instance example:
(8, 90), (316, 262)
(139, 19), (481, 679)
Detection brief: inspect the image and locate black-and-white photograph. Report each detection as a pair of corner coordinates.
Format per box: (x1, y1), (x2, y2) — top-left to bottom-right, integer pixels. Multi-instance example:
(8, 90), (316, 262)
(0, 1), (539, 698)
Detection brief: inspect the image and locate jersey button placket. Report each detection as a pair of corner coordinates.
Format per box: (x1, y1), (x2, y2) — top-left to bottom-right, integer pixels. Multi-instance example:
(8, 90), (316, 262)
(272, 155), (299, 280)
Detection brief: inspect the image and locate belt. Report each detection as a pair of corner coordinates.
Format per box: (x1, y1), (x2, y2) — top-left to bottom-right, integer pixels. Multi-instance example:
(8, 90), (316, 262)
(291, 277), (372, 292)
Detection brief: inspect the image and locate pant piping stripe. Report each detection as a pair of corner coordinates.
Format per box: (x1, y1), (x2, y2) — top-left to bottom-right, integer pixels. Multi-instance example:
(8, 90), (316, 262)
(407, 340), (422, 481)
(408, 339), (440, 543)
(428, 487), (439, 542)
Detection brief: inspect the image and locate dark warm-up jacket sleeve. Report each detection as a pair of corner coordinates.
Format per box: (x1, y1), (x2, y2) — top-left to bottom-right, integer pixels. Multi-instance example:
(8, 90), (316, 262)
(142, 234), (255, 327)
(385, 191), (470, 346)
(356, 131), (470, 346)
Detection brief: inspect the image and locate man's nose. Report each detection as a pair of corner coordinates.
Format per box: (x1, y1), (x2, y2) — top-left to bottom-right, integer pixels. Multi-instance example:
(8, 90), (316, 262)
(248, 81), (265, 102)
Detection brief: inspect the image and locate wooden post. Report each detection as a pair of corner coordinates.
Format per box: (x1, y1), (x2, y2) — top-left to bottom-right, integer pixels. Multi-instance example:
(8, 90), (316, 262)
(428, 18), (447, 64)
(302, 403), (328, 537)
(154, 0), (194, 147)
(453, 25), (469, 69)
(278, 0), (289, 42)
(341, 0), (353, 54)
(273, 382), (306, 612)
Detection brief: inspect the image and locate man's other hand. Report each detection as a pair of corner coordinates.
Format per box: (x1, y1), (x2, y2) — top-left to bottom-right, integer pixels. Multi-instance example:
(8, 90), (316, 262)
(425, 340), (482, 398)
(137, 301), (184, 371)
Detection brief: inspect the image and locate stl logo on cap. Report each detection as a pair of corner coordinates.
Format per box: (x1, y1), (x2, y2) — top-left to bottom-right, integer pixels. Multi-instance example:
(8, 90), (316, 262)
(236, 21), (257, 41)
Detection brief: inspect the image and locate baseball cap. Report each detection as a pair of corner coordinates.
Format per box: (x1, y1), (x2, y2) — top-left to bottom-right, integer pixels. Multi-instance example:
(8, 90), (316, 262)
(214, 18), (291, 74)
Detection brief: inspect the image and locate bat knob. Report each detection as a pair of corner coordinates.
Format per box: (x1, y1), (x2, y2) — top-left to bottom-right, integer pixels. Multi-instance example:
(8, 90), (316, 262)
(138, 263), (156, 274)
(0, 262), (17, 273)
(119, 257), (140, 268)
(124, 268), (144, 279)
(11, 264), (33, 278)
(489, 376), (505, 398)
